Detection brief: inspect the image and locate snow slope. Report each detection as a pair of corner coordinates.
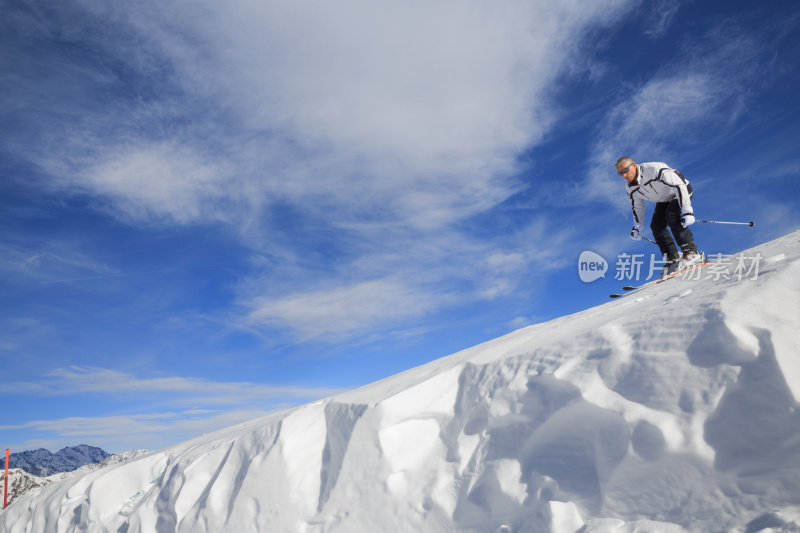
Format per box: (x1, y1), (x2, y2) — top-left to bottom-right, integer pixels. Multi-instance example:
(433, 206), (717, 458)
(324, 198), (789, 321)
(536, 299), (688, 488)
(2, 231), (799, 533)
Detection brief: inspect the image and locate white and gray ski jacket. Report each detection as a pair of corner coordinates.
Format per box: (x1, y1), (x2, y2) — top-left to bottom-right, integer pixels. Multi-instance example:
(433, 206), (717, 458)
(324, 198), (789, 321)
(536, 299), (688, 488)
(626, 162), (693, 226)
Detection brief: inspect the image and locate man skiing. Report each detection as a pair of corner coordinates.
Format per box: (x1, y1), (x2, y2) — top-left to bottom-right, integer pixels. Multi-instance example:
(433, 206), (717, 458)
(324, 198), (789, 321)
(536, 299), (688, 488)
(616, 157), (704, 276)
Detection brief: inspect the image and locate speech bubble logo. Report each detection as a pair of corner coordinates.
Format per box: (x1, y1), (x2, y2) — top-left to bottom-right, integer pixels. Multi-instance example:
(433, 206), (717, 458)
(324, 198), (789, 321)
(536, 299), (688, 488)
(578, 250), (608, 283)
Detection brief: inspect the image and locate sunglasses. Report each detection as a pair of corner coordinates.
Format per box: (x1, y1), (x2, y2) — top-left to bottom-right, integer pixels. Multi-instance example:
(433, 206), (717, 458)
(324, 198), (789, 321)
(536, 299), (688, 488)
(618, 163), (634, 175)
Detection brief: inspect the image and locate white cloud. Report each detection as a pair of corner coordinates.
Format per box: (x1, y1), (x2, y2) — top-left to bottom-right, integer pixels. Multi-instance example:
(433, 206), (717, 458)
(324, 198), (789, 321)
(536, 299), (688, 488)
(4, 409), (277, 453)
(643, 0), (690, 38)
(0, 366), (344, 406)
(79, 141), (234, 225)
(6, 0), (637, 342)
(246, 279), (442, 342)
(238, 213), (576, 341)
(585, 24), (768, 212)
(0, 366), (342, 451)
(0, 240), (117, 284)
(28, 0), (635, 231)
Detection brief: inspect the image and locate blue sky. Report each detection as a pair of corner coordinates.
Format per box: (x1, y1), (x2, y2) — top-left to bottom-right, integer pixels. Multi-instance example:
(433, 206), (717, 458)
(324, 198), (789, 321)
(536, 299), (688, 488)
(2, 0), (799, 453)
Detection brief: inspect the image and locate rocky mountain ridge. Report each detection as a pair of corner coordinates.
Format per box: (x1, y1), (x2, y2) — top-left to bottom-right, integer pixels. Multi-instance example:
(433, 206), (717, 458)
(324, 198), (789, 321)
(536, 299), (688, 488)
(2, 444), (111, 477)
(3, 450), (152, 507)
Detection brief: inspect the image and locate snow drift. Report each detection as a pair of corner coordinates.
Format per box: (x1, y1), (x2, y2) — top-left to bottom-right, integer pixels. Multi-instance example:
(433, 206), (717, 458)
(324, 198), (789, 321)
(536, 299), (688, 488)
(3, 231), (800, 532)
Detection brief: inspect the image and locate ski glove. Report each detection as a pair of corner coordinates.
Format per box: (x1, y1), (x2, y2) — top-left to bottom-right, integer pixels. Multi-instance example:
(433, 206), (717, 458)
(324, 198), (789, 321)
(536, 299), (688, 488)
(681, 208), (695, 228)
(630, 224), (642, 241)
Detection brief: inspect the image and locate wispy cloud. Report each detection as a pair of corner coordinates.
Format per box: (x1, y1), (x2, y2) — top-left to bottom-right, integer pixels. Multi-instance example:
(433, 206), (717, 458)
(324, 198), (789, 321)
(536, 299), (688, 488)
(585, 15), (770, 212)
(3, 409), (279, 453)
(0, 365), (341, 451)
(0, 366), (344, 407)
(78, 141), (235, 226)
(236, 213), (575, 341)
(56, 0), (630, 232)
(643, 0), (692, 38)
(2, 0), (636, 344)
(0, 240), (117, 285)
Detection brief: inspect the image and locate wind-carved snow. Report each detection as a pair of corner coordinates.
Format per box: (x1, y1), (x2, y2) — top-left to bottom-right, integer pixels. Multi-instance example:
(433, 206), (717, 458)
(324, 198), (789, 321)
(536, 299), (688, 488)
(2, 231), (800, 532)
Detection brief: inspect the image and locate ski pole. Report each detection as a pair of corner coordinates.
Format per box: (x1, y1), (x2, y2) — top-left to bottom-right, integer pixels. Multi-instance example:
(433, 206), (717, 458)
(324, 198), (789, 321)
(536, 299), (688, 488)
(695, 220), (754, 226)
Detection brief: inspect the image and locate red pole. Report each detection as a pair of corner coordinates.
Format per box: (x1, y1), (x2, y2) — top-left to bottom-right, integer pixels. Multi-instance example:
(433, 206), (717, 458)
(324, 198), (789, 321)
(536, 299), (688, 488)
(3, 448), (8, 509)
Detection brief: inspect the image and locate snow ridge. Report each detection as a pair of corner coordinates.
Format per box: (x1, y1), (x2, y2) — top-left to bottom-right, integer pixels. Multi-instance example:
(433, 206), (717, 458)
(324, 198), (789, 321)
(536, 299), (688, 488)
(2, 231), (800, 532)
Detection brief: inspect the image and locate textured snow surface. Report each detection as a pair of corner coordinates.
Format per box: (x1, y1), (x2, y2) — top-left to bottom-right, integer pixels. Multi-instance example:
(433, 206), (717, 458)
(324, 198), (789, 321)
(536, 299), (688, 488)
(2, 231), (800, 532)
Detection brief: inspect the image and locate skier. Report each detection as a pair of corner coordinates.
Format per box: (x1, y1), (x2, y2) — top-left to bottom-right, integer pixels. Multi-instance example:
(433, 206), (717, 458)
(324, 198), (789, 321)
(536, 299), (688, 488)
(616, 157), (705, 276)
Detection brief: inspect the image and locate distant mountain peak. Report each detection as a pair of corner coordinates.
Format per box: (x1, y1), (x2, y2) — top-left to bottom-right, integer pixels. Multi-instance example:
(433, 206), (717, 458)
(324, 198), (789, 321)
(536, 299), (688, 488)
(2, 444), (111, 477)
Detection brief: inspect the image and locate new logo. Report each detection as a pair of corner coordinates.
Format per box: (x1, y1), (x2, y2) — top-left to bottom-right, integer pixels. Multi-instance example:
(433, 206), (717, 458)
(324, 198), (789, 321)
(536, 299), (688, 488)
(578, 251), (608, 283)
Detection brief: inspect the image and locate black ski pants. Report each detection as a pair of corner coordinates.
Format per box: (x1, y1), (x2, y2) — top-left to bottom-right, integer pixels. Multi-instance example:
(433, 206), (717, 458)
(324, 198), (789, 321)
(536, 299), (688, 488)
(650, 182), (695, 260)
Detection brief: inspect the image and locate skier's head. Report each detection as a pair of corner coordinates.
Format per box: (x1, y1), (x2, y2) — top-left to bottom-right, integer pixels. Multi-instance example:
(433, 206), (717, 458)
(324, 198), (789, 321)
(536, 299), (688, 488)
(616, 157), (637, 184)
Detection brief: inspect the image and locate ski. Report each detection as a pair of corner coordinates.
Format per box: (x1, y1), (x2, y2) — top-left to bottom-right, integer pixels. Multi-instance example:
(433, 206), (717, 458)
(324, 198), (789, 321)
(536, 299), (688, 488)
(609, 260), (712, 298)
